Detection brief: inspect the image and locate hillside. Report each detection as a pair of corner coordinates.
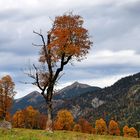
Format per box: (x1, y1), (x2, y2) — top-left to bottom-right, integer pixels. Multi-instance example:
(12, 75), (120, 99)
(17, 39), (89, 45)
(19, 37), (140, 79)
(12, 91), (46, 114)
(61, 72), (140, 126)
(12, 73), (140, 126)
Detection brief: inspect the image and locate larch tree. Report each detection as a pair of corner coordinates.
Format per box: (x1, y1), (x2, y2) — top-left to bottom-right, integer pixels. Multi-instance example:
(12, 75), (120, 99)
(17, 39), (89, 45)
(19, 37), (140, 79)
(12, 110), (25, 128)
(12, 106), (47, 129)
(54, 109), (74, 130)
(78, 118), (93, 134)
(123, 125), (138, 138)
(0, 75), (16, 120)
(27, 13), (92, 131)
(24, 106), (40, 129)
(128, 127), (138, 138)
(95, 118), (107, 135)
(38, 114), (48, 129)
(73, 124), (81, 132)
(123, 125), (129, 137)
(108, 120), (120, 136)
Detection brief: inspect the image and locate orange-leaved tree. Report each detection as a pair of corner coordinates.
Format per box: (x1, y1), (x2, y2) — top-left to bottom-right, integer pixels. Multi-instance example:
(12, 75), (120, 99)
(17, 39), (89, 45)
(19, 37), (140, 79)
(123, 125), (129, 137)
(0, 75), (16, 120)
(123, 125), (138, 137)
(26, 13), (92, 131)
(73, 124), (81, 132)
(95, 118), (107, 135)
(12, 106), (47, 129)
(23, 106), (40, 129)
(123, 125), (138, 138)
(12, 110), (25, 128)
(54, 109), (74, 130)
(108, 120), (120, 136)
(38, 114), (48, 129)
(78, 118), (93, 134)
(128, 127), (138, 138)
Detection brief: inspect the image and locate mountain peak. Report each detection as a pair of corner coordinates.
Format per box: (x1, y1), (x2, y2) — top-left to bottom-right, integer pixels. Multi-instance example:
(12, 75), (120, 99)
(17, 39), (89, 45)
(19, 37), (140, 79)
(72, 81), (79, 85)
(71, 81), (90, 88)
(54, 82), (100, 100)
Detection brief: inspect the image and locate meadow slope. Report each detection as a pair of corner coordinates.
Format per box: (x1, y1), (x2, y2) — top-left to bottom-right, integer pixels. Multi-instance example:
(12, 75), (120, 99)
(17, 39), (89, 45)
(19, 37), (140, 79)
(0, 129), (139, 140)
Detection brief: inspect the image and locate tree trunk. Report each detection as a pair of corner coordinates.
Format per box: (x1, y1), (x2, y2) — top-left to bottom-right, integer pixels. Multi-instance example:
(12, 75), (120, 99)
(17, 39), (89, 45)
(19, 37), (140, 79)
(45, 83), (54, 132)
(45, 101), (53, 132)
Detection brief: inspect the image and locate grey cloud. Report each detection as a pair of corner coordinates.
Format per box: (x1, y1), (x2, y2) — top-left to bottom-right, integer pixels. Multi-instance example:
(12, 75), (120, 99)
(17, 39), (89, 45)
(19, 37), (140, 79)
(60, 63), (140, 83)
(122, 0), (140, 16)
(0, 9), (20, 21)
(80, 1), (140, 50)
(0, 8), (41, 22)
(0, 0), (140, 98)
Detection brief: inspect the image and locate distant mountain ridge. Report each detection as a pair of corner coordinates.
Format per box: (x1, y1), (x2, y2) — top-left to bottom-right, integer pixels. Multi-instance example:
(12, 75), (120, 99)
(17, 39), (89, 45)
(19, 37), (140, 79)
(12, 82), (100, 114)
(12, 73), (140, 126)
(12, 91), (45, 114)
(54, 81), (100, 99)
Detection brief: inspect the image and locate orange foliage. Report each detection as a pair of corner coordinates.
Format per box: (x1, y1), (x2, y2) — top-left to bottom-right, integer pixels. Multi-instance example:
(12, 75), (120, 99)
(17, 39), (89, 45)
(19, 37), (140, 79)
(30, 13), (92, 131)
(39, 13), (92, 64)
(95, 118), (107, 135)
(123, 125), (129, 137)
(128, 127), (138, 138)
(12, 110), (25, 128)
(78, 118), (93, 134)
(123, 125), (138, 138)
(54, 109), (74, 130)
(38, 114), (47, 129)
(0, 75), (16, 120)
(108, 120), (120, 136)
(92, 128), (96, 134)
(23, 106), (40, 129)
(12, 106), (42, 129)
(5, 112), (11, 122)
(123, 125), (138, 137)
(73, 124), (81, 132)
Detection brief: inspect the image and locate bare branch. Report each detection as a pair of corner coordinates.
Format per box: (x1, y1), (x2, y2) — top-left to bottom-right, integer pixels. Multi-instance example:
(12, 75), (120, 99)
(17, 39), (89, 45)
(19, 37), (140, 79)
(32, 64), (44, 91)
(19, 81), (35, 85)
(32, 43), (43, 47)
(33, 30), (46, 47)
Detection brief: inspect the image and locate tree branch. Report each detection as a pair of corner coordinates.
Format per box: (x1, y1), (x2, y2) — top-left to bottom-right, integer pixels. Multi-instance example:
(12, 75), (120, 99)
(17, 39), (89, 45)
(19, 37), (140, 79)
(33, 31), (53, 84)
(32, 43), (43, 47)
(33, 31), (46, 47)
(32, 64), (44, 91)
(53, 54), (72, 82)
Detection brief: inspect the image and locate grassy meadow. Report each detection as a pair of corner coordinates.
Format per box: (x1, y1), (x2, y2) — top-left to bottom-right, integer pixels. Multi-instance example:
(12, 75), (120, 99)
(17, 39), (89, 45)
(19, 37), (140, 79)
(0, 128), (139, 140)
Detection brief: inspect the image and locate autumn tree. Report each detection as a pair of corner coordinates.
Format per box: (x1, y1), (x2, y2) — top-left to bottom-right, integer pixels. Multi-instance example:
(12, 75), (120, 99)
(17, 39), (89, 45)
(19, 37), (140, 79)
(12, 106), (41, 129)
(54, 109), (74, 130)
(23, 106), (40, 129)
(38, 114), (48, 129)
(128, 127), (138, 138)
(108, 120), (120, 136)
(78, 118), (93, 134)
(26, 13), (92, 131)
(0, 75), (16, 120)
(123, 125), (129, 137)
(73, 124), (81, 132)
(12, 110), (25, 128)
(95, 118), (107, 135)
(123, 125), (138, 138)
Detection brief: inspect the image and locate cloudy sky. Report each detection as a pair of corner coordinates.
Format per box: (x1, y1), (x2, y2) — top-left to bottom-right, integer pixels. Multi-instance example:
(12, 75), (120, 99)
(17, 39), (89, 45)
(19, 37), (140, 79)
(0, 0), (140, 98)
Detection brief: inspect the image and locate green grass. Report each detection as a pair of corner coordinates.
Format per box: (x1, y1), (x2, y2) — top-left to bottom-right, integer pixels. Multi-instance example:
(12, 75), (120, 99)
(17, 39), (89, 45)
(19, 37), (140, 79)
(0, 128), (139, 140)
